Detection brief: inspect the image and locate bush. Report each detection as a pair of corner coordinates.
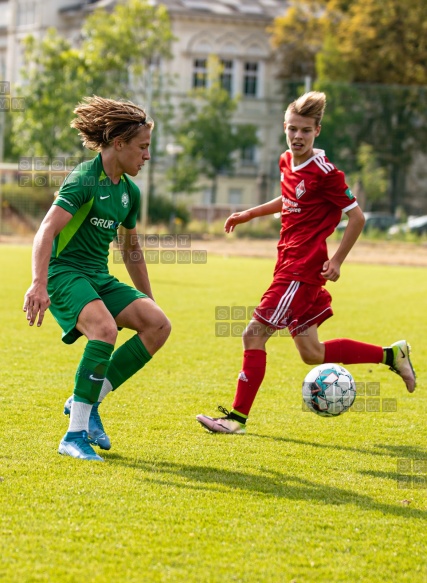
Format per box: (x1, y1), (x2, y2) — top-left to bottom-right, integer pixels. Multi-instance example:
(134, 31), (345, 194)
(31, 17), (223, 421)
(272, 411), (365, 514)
(148, 194), (190, 227)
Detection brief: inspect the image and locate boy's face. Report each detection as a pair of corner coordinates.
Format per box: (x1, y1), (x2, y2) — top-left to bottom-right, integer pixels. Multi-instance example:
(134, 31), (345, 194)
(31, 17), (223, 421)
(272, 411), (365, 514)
(284, 113), (321, 164)
(116, 126), (152, 176)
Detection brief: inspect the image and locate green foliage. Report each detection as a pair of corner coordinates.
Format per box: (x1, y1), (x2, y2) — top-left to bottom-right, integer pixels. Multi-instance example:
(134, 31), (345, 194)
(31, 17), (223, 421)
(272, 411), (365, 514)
(329, 0), (427, 85)
(148, 194), (190, 226)
(272, 0), (427, 86)
(269, 1), (327, 79)
(348, 143), (387, 205)
(10, 0), (174, 159)
(271, 0), (427, 213)
(81, 0), (173, 98)
(12, 29), (89, 158)
(165, 155), (200, 196)
(1, 246), (427, 581)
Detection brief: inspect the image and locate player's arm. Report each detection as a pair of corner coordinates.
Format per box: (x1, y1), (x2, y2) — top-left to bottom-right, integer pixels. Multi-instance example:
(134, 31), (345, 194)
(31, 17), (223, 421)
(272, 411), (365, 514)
(23, 205), (73, 327)
(321, 205), (365, 282)
(224, 196), (282, 233)
(119, 226), (154, 301)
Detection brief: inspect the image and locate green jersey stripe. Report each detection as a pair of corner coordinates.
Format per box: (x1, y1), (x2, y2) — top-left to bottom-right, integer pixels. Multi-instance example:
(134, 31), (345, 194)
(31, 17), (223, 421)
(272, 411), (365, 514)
(56, 197), (94, 257)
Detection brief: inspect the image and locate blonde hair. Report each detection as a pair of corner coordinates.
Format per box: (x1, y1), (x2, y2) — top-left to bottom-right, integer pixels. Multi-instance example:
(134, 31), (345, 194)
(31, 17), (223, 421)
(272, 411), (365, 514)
(70, 95), (154, 151)
(285, 91), (326, 127)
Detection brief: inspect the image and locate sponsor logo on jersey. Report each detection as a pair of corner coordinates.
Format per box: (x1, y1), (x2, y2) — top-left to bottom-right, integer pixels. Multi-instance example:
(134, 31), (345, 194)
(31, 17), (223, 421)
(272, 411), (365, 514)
(90, 217), (121, 229)
(295, 180), (306, 199)
(100, 195), (110, 200)
(282, 197), (301, 214)
(121, 192), (130, 208)
(345, 187), (354, 200)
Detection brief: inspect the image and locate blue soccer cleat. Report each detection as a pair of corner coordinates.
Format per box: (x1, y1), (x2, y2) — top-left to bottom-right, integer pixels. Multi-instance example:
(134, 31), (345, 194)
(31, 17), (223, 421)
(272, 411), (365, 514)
(63, 396), (111, 450)
(58, 431), (104, 461)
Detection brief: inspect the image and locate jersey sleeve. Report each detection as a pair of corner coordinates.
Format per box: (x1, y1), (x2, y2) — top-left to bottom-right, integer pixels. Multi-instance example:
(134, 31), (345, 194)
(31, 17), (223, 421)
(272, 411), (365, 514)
(321, 169), (358, 213)
(53, 166), (94, 216)
(121, 180), (140, 230)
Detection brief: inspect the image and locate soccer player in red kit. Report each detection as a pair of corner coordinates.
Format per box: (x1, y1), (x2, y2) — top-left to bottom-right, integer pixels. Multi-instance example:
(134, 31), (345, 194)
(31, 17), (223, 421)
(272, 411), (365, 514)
(196, 91), (416, 434)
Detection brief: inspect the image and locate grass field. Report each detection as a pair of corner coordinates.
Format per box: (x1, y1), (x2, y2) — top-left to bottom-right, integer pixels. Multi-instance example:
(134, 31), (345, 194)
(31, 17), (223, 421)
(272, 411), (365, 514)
(1, 243), (427, 583)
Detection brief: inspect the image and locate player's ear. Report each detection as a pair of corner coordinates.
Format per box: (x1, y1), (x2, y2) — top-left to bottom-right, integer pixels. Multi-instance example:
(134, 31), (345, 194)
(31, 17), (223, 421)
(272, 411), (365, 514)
(315, 124), (321, 137)
(113, 137), (123, 150)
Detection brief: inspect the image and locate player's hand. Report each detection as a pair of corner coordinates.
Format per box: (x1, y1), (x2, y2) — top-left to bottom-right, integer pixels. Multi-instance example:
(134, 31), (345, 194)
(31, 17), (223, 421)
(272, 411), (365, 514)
(224, 211), (252, 233)
(23, 283), (51, 327)
(321, 259), (341, 282)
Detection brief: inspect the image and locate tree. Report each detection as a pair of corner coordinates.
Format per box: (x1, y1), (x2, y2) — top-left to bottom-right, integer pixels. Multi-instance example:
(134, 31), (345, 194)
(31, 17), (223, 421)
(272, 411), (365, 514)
(12, 30), (90, 159)
(11, 0), (173, 159)
(330, 0), (427, 85)
(269, 1), (328, 80)
(270, 0), (427, 213)
(348, 143), (387, 209)
(172, 56), (259, 204)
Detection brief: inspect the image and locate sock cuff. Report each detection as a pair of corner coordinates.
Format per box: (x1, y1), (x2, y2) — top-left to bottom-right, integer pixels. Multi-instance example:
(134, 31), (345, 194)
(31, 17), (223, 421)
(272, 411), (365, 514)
(243, 349), (266, 366)
(85, 339), (115, 360)
(127, 334), (152, 363)
(230, 409), (248, 421)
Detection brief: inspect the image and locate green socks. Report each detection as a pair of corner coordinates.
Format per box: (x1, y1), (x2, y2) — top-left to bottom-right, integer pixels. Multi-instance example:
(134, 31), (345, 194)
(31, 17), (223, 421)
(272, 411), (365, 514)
(74, 340), (114, 404)
(107, 334), (152, 391)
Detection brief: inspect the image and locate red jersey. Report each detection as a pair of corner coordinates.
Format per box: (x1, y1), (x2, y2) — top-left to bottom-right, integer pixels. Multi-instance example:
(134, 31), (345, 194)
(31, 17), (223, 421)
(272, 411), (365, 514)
(276, 149), (358, 286)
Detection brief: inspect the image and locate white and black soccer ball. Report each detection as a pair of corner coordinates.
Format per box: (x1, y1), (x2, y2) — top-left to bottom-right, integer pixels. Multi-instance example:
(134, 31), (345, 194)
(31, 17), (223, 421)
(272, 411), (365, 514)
(302, 363), (356, 417)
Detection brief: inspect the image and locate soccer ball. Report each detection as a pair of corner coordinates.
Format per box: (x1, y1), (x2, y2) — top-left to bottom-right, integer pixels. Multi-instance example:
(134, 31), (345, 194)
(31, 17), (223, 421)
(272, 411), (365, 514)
(302, 363), (356, 417)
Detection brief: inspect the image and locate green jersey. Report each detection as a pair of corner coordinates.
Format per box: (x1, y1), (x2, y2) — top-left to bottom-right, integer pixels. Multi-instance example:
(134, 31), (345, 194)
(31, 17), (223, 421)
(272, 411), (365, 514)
(50, 153), (140, 274)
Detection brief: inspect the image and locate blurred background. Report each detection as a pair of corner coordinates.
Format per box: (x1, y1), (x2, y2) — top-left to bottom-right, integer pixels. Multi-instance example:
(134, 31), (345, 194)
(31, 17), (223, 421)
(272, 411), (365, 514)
(0, 0), (426, 240)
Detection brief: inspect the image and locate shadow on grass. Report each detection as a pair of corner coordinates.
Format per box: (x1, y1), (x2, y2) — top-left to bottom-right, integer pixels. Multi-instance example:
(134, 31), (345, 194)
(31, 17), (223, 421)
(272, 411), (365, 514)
(252, 433), (427, 460)
(105, 453), (427, 519)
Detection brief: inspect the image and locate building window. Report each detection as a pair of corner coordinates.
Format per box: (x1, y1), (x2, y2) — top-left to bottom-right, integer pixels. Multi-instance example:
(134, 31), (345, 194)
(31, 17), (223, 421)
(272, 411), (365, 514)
(220, 59), (233, 94)
(193, 58), (207, 88)
(228, 188), (242, 205)
(17, 1), (36, 27)
(243, 62), (258, 97)
(241, 145), (256, 165)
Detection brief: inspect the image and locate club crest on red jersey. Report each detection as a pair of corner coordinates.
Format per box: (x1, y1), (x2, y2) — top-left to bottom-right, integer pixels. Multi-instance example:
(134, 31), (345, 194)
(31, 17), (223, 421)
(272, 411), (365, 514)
(295, 180), (306, 199)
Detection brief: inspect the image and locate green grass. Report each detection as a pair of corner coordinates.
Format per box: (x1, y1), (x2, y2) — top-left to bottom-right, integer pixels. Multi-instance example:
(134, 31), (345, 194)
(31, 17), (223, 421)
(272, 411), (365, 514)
(1, 244), (427, 583)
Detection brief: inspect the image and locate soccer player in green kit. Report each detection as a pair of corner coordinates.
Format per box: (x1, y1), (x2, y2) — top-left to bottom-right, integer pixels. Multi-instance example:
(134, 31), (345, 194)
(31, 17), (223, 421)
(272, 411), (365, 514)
(23, 96), (171, 461)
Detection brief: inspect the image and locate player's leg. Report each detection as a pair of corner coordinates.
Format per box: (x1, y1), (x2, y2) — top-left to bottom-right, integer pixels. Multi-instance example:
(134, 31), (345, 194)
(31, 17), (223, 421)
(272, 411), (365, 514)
(99, 297), (171, 397)
(49, 272), (115, 460)
(197, 279), (299, 434)
(292, 286), (416, 392)
(65, 296), (171, 446)
(321, 338), (416, 393)
(196, 319), (272, 434)
(60, 299), (117, 461)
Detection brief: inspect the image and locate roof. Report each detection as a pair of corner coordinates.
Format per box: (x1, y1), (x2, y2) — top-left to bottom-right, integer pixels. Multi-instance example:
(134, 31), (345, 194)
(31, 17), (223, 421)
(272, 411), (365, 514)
(155, 0), (288, 19)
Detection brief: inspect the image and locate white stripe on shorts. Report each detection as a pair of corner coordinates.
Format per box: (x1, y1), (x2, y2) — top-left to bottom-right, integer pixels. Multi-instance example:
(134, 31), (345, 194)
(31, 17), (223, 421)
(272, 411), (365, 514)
(269, 280), (300, 327)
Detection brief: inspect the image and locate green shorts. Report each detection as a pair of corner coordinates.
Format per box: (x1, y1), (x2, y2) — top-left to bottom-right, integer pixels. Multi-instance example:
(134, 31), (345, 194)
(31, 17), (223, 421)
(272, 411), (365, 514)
(47, 268), (147, 344)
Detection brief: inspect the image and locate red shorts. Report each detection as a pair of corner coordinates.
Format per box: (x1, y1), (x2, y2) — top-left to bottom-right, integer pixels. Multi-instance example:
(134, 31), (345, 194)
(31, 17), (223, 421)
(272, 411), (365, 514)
(253, 279), (333, 337)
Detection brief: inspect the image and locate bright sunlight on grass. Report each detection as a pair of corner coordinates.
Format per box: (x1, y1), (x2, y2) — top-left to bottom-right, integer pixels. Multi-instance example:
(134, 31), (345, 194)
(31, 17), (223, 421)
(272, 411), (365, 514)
(1, 244), (426, 582)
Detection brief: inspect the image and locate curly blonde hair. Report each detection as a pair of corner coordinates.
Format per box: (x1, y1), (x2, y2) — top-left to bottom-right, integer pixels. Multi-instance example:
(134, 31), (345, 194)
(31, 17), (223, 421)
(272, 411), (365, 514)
(70, 95), (154, 151)
(285, 91), (326, 127)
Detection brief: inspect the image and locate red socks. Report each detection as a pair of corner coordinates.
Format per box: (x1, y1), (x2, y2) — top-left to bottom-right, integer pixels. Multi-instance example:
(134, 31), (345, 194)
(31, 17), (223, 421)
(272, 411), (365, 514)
(323, 339), (384, 364)
(231, 341), (384, 419)
(232, 349), (267, 416)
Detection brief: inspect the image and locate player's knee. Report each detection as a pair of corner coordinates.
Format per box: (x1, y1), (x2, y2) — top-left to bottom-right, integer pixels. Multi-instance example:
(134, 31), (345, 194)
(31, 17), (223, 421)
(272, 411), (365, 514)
(159, 315), (172, 343)
(146, 312), (171, 345)
(97, 321), (118, 345)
